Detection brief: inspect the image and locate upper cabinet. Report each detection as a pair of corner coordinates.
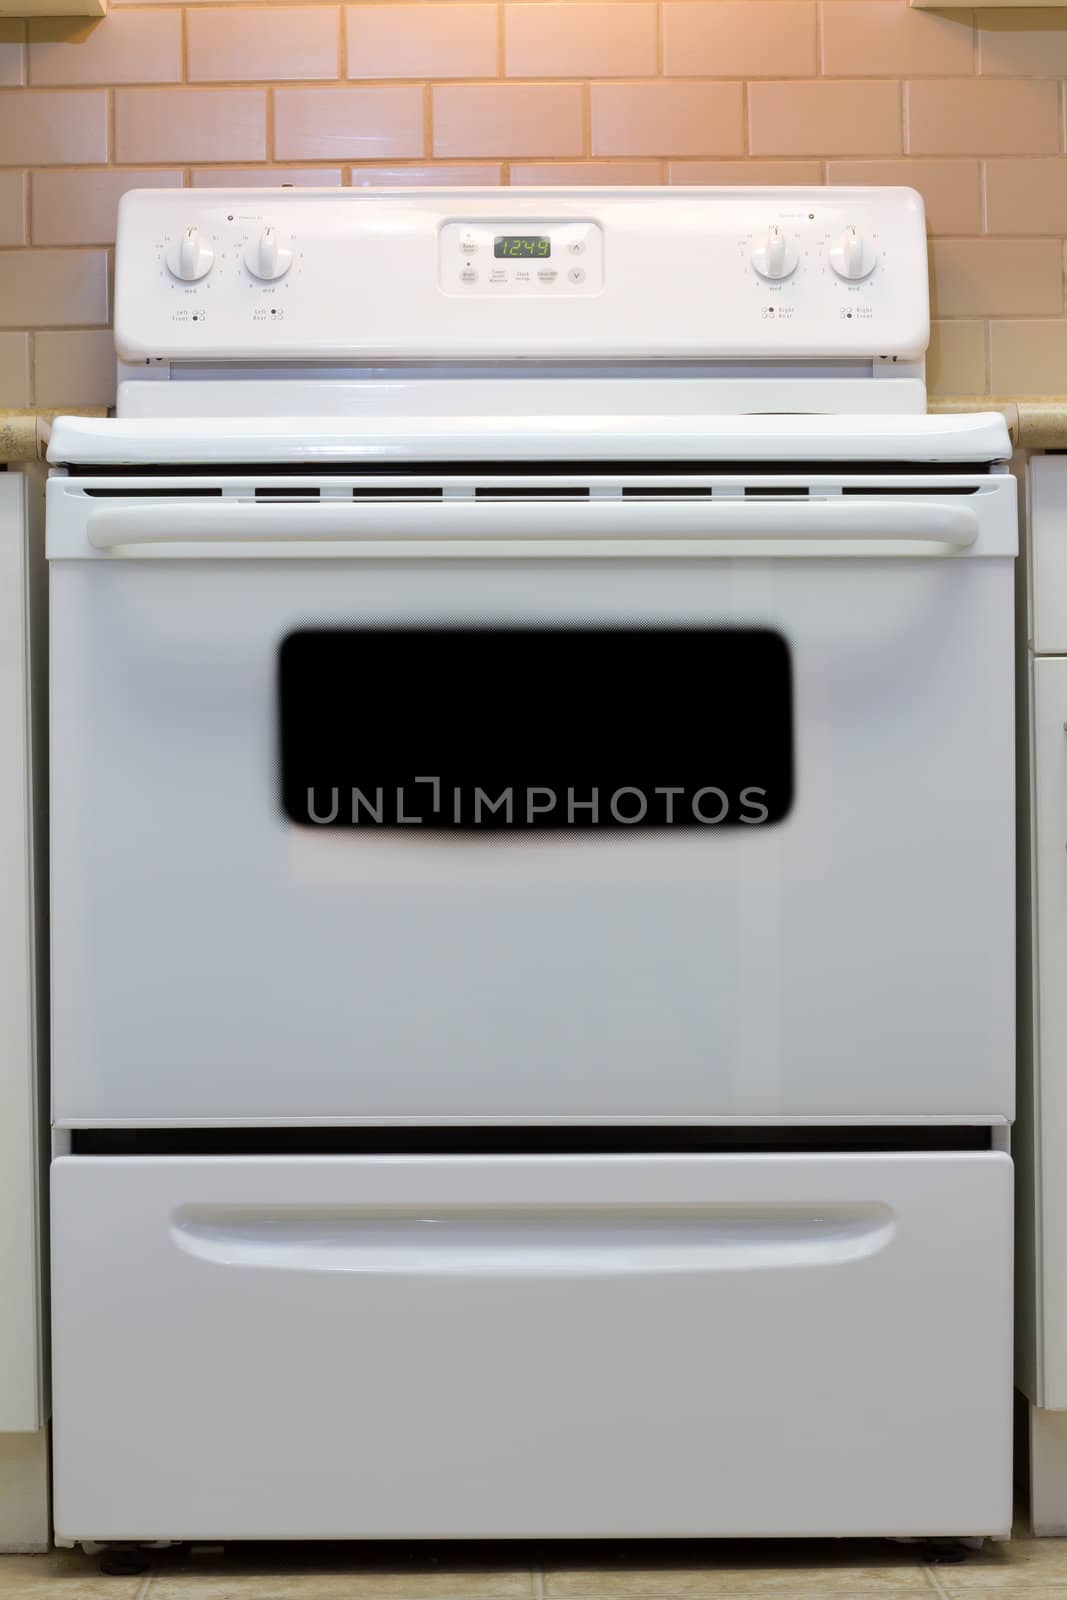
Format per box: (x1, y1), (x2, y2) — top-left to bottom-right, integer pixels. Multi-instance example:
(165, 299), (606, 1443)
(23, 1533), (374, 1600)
(0, 0), (105, 15)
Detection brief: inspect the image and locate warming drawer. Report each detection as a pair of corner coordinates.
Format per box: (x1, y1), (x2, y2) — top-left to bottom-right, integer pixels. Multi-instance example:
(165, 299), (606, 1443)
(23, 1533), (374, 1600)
(52, 1150), (1012, 1541)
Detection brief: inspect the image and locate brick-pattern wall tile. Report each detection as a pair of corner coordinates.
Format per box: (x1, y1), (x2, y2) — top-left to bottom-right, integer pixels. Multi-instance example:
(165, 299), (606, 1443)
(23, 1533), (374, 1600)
(821, 2), (973, 78)
(927, 319), (987, 396)
(0, 171), (26, 246)
(827, 159), (982, 235)
(32, 168), (183, 246)
(0, 332), (30, 406)
(592, 82), (744, 158)
(28, 13), (181, 87)
(115, 88), (267, 164)
(749, 81), (902, 157)
(507, 4), (656, 78)
(434, 84), (584, 158)
(0, 249), (108, 328)
(275, 87), (423, 160)
(0, 0), (1064, 402)
(348, 5), (497, 80)
(512, 159), (662, 183)
(190, 166), (344, 186)
(349, 163), (502, 184)
(669, 159), (824, 184)
(188, 8), (340, 83)
(0, 90), (107, 165)
(0, 20), (25, 87)
(930, 238), (1063, 317)
(907, 79), (1059, 156)
(33, 328), (115, 406)
(986, 158), (1067, 236)
(977, 12), (1067, 76)
(990, 320), (1067, 393)
(663, 4), (817, 79)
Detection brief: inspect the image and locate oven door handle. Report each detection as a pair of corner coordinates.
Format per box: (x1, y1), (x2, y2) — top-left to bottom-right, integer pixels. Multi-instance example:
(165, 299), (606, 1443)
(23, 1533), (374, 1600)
(84, 496), (981, 553)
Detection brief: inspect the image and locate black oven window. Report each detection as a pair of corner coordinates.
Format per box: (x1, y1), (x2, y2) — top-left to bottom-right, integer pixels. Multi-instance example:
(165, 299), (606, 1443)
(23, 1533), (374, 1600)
(279, 627), (793, 831)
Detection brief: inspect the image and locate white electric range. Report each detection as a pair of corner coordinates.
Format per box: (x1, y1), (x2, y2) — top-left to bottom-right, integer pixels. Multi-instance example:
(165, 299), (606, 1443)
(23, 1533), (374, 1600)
(47, 187), (1016, 1547)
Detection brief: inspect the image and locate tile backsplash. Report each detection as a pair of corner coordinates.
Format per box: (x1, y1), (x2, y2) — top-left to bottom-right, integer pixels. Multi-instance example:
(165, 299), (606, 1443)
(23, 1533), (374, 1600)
(2, 1), (1067, 405)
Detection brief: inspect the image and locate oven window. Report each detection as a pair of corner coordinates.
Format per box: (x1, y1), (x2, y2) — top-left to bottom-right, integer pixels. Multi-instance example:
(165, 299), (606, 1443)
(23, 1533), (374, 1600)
(279, 627), (793, 831)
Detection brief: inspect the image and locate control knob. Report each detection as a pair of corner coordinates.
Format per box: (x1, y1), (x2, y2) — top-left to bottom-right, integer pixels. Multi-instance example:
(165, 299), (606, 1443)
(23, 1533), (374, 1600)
(829, 225), (877, 281)
(245, 226), (293, 282)
(751, 225), (798, 281)
(165, 226), (214, 283)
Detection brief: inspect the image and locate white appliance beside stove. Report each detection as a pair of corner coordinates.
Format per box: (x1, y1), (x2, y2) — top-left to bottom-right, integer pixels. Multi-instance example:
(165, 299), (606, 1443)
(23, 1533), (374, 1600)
(47, 187), (1016, 1546)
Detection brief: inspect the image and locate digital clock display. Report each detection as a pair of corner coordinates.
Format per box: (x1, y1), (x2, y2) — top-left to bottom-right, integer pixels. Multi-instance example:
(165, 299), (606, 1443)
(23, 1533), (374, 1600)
(494, 236), (551, 259)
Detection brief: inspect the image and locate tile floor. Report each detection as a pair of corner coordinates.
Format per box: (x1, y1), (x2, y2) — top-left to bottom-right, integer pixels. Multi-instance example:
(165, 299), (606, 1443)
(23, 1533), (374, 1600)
(0, 1525), (1065, 1600)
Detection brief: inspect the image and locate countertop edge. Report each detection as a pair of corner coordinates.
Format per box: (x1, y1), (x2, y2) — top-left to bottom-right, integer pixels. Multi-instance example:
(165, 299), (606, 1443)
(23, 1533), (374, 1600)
(1, 409), (108, 465)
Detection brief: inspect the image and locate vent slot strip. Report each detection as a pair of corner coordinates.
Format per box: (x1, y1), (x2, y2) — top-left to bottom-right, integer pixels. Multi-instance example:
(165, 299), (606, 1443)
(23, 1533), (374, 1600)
(69, 1126), (996, 1158)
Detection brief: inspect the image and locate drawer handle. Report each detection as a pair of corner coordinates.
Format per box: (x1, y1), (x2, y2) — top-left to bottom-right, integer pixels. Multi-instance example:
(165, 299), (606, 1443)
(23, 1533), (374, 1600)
(172, 1203), (895, 1275)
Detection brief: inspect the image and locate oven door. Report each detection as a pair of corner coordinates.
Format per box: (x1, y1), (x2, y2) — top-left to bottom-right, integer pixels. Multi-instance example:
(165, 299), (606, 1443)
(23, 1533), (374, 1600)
(48, 478), (1017, 1125)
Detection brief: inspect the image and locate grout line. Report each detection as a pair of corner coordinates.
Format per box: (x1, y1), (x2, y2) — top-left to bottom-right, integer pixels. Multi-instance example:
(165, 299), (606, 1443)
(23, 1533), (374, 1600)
(134, 1572), (154, 1600)
(921, 1562), (953, 1600)
(532, 1566), (546, 1600)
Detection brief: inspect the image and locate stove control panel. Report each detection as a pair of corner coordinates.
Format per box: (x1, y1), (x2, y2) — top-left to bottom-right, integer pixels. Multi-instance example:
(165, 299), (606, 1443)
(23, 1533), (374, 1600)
(439, 220), (603, 296)
(114, 187), (930, 364)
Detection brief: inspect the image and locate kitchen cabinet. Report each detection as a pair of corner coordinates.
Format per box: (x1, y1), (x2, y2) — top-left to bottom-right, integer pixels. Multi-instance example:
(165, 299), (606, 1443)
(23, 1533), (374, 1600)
(0, 466), (49, 1551)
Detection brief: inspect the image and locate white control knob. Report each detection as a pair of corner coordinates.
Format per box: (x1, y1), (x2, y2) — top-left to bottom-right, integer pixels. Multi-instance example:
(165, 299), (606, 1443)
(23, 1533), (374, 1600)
(165, 227), (213, 283)
(751, 225), (798, 281)
(244, 227), (293, 282)
(829, 225), (876, 281)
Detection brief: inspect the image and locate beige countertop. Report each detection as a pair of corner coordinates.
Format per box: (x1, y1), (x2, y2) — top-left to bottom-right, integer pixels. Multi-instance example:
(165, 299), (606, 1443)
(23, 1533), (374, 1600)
(4, 400), (1067, 465)
(930, 399), (1067, 451)
(0, 409), (106, 465)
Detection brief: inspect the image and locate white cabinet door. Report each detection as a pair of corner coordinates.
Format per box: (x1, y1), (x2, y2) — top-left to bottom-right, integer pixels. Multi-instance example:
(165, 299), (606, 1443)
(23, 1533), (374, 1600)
(0, 469), (45, 1433)
(52, 1151), (1012, 1542)
(1031, 658), (1067, 1407)
(1030, 459), (1067, 655)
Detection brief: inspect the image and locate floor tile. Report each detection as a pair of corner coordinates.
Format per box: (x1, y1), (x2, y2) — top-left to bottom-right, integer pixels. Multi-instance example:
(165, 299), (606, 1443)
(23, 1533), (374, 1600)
(544, 1578), (933, 1599)
(0, 1549), (143, 1597)
(541, 1541), (934, 1597)
(145, 1546), (535, 1599)
(8, 1532), (1067, 1600)
(930, 1532), (1067, 1593)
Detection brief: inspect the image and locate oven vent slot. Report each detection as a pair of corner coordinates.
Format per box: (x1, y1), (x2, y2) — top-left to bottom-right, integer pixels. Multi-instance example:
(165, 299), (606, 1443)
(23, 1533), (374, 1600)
(622, 486), (713, 498)
(254, 487), (320, 499)
(351, 487), (444, 500)
(744, 487), (809, 497)
(82, 486), (223, 498)
(840, 485), (981, 497)
(474, 486), (590, 500)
